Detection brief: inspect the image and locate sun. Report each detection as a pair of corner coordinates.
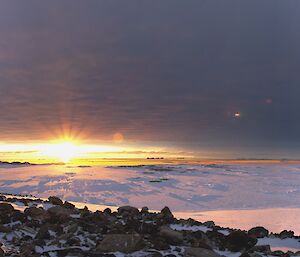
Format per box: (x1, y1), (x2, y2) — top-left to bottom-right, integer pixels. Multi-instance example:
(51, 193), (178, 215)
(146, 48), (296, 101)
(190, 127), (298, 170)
(39, 141), (80, 163)
(54, 142), (79, 163)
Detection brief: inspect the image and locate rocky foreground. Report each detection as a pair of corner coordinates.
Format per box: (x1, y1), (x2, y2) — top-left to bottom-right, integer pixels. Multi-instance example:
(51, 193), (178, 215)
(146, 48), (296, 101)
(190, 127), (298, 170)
(0, 195), (299, 257)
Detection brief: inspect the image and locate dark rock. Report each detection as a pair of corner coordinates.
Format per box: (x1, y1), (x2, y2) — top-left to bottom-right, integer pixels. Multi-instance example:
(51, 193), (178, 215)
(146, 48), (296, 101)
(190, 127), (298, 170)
(19, 243), (35, 256)
(156, 207), (174, 224)
(159, 225), (183, 244)
(103, 208), (112, 215)
(144, 251), (163, 257)
(184, 247), (221, 257)
(203, 221), (215, 228)
(118, 206), (140, 217)
(35, 224), (50, 240)
(248, 227), (269, 238)
(0, 203), (14, 214)
(47, 206), (72, 218)
(97, 234), (144, 253)
(0, 203), (14, 224)
(11, 210), (26, 222)
(141, 207), (149, 214)
(48, 196), (63, 206)
(206, 230), (226, 250)
(0, 225), (12, 233)
(150, 237), (170, 250)
(67, 236), (81, 246)
(24, 207), (47, 220)
(64, 201), (75, 209)
(251, 244), (271, 254)
(279, 230), (294, 239)
(239, 253), (263, 257)
(225, 230), (257, 252)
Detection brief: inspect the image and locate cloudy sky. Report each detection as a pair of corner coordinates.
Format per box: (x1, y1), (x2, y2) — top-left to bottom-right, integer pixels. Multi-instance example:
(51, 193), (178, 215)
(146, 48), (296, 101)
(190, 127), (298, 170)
(0, 1), (300, 158)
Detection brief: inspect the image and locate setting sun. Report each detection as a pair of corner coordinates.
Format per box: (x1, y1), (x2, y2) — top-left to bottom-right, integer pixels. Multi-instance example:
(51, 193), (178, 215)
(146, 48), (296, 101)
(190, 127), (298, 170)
(39, 141), (80, 163)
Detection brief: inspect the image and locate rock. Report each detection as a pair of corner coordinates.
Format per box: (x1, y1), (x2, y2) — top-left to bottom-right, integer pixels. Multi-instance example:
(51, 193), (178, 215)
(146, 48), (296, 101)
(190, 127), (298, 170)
(24, 207), (47, 221)
(239, 253), (262, 257)
(0, 203), (14, 214)
(203, 221), (215, 228)
(19, 243), (35, 256)
(97, 234), (144, 253)
(184, 247), (221, 257)
(248, 227), (269, 238)
(159, 225), (183, 244)
(64, 201), (75, 209)
(141, 207), (149, 214)
(188, 230), (212, 249)
(0, 203), (15, 224)
(156, 207), (174, 224)
(161, 207), (173, 218)
(270, 250), (285, 256)
(11, 210), (26, 222)
(48, 196), (63, 206)
(150, 237), (170, 250)
(144, 251), (163, 257)
(279, 230), (294, 239)
(35, 224), (50, 240)
(225, 230), (257, 252)
(67, 236), (81, 246)
(47, 206), (72, 220)
(118, 206), (139, 217)
(206, 230), (226, 250)
(251, 244), (271, 254)
(103, 208), (112, 215)
(0, 225), (12, 233)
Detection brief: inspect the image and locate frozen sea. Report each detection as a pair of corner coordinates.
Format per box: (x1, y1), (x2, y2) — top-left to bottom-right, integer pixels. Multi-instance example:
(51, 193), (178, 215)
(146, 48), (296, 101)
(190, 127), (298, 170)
(1, 162), (300, 234)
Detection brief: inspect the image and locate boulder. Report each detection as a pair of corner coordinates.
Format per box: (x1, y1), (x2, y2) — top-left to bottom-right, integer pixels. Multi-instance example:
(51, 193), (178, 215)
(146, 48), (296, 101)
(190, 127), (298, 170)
(118, 206), (139, 217)
(48, 196), (63, 206)
(141, 206), (149, 214)
(156, 207), (175, 224)
(24, 207), (47, 221)
(63, 201), (75, 209)
(0, 203), (14, 214)
(248, 227), (269, 238)
(225, 230), (257, 252)
(97, 234), (144, 253)
(279, 230), (294, 239)
(0, 203), (15, 223)
(184, 247), (221, 257)
(159, 225), (183, 244)
(35, 224), (51, 240)
(239, 253), (263, 257)
(47, 206), (72, 219)
(203, 221), (215, 228)
(251, 244), (271, 254)
(0, 225), (12, 233)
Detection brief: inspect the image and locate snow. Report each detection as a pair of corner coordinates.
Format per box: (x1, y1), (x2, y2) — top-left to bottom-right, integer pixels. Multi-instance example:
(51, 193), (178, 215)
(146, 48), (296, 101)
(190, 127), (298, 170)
(258, 237), (300, 252)
(170, 224), (212, 232)
(1, 163), (300, 234)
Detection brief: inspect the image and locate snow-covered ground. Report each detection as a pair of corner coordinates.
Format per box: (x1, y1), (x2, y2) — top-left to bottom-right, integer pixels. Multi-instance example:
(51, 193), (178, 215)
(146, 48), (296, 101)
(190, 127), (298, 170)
(1, 163), (300, 234)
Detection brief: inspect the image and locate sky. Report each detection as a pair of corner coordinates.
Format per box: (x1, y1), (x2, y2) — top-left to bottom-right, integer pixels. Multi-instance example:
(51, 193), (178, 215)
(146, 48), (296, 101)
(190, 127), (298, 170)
(0, 1), (300, 159)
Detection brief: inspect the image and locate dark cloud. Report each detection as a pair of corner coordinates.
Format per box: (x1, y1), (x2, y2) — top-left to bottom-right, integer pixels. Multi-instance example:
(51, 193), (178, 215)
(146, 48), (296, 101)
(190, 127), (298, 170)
(0, 0), (300, 157)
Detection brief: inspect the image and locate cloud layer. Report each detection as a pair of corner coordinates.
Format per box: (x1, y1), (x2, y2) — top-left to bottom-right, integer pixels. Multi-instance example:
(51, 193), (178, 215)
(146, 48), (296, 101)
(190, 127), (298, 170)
(0, 1), (300, 157)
